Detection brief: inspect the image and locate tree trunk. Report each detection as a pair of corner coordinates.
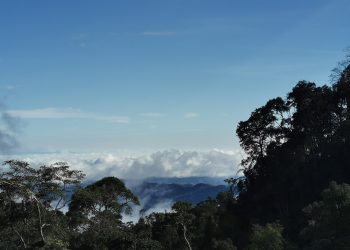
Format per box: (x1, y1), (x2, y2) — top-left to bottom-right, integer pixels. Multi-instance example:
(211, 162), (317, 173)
(181, 223), (192, 250)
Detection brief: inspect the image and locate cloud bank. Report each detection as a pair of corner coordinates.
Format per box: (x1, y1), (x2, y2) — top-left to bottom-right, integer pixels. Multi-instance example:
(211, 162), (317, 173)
(1, 149), (242, 181)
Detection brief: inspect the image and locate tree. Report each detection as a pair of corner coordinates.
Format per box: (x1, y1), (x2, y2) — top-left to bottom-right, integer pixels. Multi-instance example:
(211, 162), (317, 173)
(245, 223), (286, 250)
(237, 97), (291, 169)
(301, 181), (350, 250)
(68, 176), (140, 250)
(235, 60), (350, 244)
(211, 238), (237, 250)
(0, 160), (84, 249)
(142, 211), (182, 249)
(172, 201), (195, 250)
(119, 218), (163, 250)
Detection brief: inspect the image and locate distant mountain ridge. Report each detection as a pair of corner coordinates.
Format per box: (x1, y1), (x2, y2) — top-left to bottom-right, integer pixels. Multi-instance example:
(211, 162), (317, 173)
(126, 177), (229, 211)
(142, 176), (228, 185)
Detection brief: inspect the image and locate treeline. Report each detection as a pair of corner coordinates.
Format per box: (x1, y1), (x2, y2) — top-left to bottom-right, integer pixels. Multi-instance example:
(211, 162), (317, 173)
(1, 61), (350, 249)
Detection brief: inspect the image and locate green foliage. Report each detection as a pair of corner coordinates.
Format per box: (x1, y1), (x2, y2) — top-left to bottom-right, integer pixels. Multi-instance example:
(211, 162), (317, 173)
(69, 176), (139, 219)
(211, 238), (237, 250)
(301, 182), (350, 250)
(245, 223), (285, 250)
(68, 176), (140, 250)
(0, 160), (84, 249)
(144, 211), (184, 249)
(172, 201), (194, 225)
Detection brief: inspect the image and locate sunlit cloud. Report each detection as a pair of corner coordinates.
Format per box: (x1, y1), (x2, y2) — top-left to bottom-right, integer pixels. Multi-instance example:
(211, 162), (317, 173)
(0, 149), (242, 181)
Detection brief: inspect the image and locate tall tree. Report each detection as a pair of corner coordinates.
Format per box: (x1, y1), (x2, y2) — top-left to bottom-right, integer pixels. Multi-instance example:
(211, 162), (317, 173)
(0, 160), (84, 249)
(236, 61), (350, 243)
(68, 176), (139, 250)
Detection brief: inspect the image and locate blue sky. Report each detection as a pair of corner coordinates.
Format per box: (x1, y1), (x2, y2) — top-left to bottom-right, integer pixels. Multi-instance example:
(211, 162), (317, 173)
(0, 0), (349, 153)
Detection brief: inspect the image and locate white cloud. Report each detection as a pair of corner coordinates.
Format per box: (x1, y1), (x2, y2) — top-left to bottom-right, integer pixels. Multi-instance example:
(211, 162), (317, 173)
(142, 31), (177, 36)
(8, 108), (129, 124)
(0, 149), (242, 181)
(123, 199), (173, 223)
(185, 112), (199, 119)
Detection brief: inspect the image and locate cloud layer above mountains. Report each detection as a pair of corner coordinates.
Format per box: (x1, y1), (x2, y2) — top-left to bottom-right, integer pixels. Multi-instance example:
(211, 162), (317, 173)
(2, 149), (242, 180)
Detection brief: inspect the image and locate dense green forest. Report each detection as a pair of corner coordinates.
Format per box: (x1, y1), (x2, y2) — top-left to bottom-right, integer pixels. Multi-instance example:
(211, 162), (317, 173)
(1, 60), (350, 249)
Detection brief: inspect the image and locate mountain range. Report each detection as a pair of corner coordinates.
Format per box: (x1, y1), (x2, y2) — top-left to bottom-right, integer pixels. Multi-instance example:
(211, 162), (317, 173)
(126, 177), (229, 211)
